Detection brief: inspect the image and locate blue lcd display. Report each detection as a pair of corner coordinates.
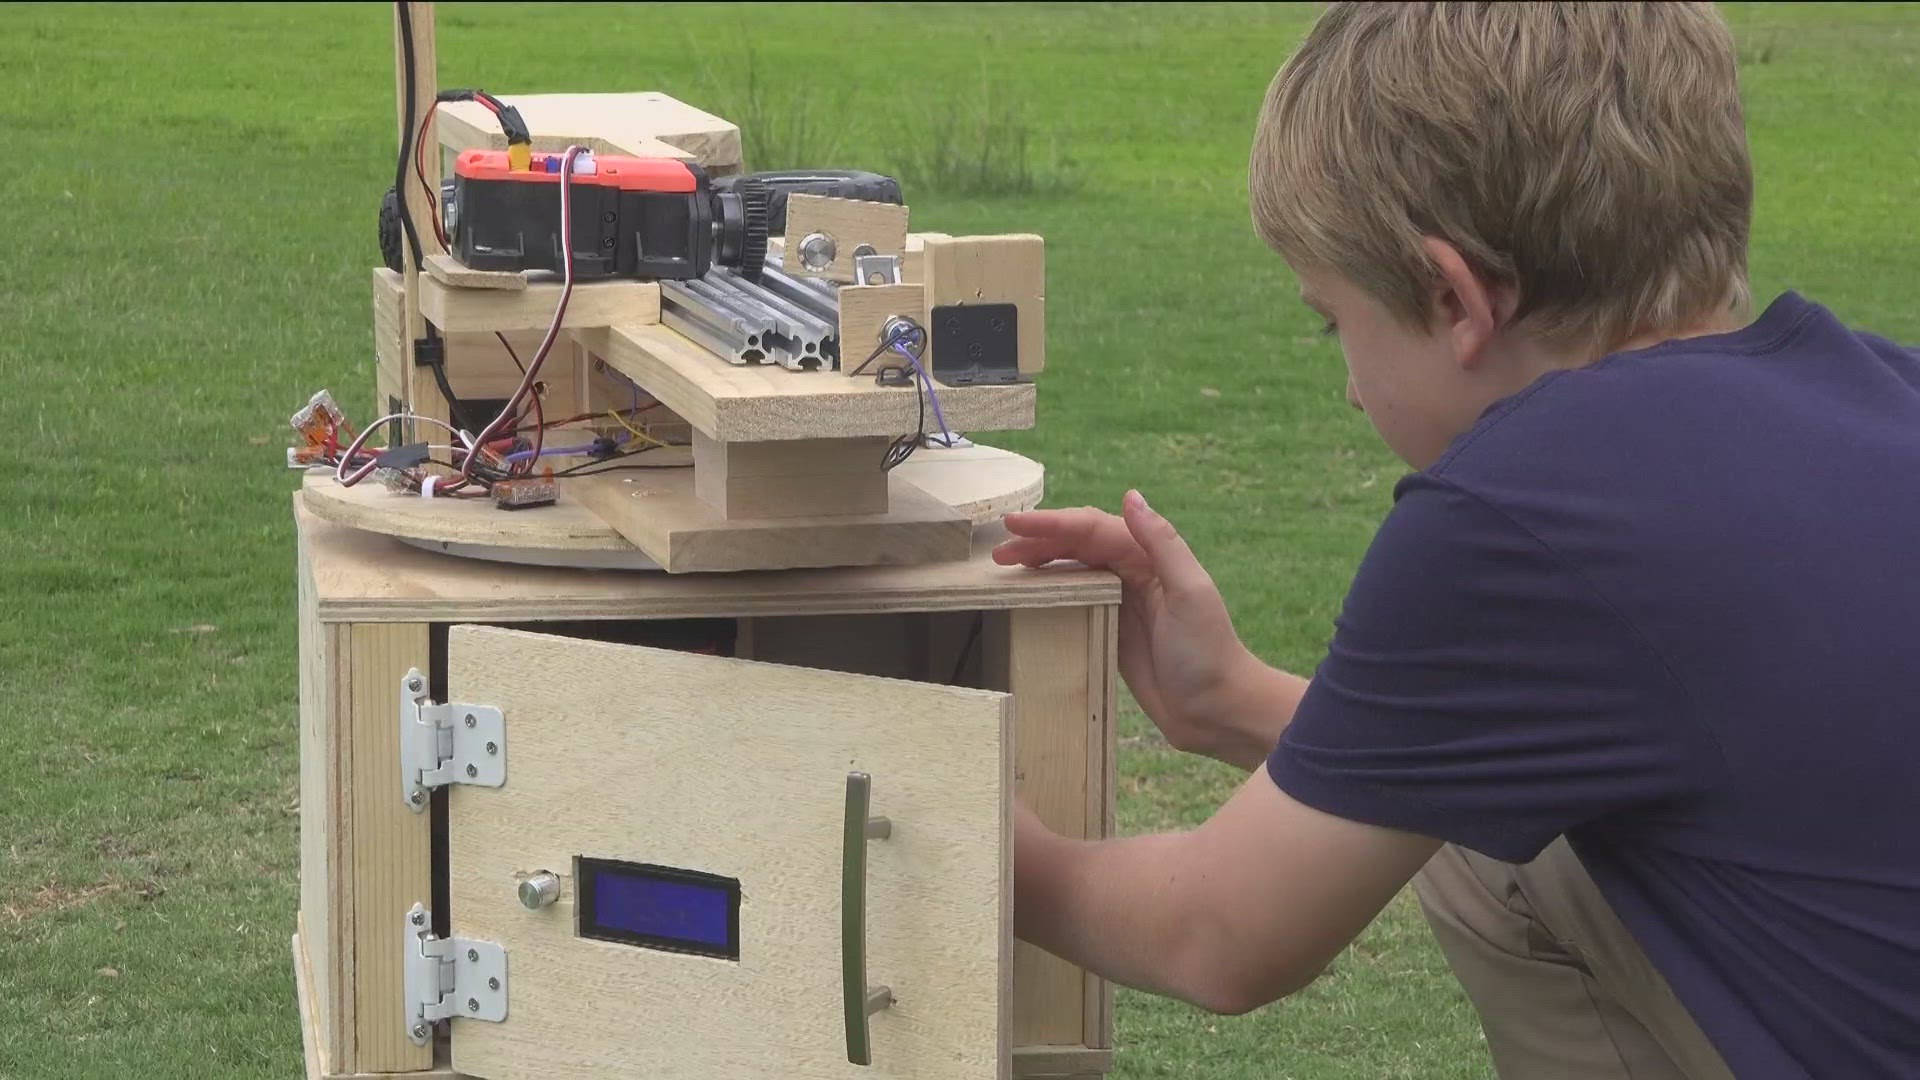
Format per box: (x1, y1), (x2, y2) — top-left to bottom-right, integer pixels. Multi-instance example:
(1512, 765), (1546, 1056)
(574, 857), (741, 960)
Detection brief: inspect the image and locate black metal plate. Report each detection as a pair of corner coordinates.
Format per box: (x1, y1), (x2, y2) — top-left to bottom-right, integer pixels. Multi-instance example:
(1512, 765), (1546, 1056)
(930, 303), (1027, 386)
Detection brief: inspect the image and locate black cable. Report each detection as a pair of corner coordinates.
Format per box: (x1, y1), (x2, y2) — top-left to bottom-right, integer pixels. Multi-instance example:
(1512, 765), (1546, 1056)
(394, 2), (423, 270)
(549, 445), (691, 478)
(949, 613), (984, 685)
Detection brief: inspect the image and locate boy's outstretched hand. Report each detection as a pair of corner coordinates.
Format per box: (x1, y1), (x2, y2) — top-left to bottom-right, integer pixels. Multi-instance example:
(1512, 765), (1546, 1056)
(994, 491), (1298, 768)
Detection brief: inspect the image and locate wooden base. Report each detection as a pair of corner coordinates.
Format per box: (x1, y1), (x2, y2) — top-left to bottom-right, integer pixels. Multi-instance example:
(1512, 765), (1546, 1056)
(297, 443), (1044, 571)
(572, 466), (969, 573)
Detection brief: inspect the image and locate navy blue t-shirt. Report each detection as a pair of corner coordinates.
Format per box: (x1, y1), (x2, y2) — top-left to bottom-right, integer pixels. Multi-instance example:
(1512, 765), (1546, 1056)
(1269, 293), (1920, 1078)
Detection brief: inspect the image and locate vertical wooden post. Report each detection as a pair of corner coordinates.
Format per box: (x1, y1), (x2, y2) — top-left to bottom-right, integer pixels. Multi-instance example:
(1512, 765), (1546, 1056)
(393, 2), (447, 435)
(998, 605), (1116, 1065)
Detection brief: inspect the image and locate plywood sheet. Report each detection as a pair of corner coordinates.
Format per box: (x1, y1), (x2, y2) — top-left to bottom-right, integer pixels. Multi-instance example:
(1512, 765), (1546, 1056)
(447, 626), (1009, 1079)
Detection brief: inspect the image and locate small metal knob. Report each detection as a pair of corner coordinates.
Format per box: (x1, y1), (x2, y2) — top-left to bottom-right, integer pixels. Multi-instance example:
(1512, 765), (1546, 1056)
(799, 231), (837, 270)
(519, 871), (561, 910)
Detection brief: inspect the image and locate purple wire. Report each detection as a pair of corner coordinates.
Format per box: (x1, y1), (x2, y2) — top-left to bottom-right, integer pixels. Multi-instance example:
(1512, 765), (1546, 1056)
(895, 341), (955, 447)
(504, 430), (627, 463)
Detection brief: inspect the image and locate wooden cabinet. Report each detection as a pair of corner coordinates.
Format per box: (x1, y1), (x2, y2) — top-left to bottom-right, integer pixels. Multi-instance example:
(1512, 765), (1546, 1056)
(292, 502), (1119, 1080)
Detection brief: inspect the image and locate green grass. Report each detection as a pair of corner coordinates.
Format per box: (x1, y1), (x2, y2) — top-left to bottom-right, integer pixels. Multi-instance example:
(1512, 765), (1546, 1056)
(2, 3), (1916, 1077)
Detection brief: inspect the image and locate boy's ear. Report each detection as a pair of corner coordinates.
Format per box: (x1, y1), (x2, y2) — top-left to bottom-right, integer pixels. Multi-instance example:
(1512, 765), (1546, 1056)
(1422, 238), (1515, 371)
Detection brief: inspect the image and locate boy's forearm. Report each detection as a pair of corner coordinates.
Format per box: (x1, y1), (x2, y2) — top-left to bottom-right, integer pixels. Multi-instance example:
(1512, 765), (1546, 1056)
(1013, 805), (1231, 1011)
(1205, 654), (1312, 772)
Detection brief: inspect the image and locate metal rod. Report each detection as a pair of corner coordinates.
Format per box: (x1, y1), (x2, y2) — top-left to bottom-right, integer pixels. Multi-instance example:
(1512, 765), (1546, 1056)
(660, 307), (765, 365)
(754, 264), (842, 323)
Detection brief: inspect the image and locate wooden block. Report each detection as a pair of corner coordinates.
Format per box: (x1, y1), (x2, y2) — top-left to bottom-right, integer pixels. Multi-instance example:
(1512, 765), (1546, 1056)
(423, 253), (525, 291)
(1012, 1047), (1116, 1077)
(436, 92), (741, 172)
(838, 283), (928, 379)
(1005, 606), (1105, 1048)
(783, 193), (910, 283)
(419, 274), (659, 334)
(579, 323), (1035, 443)
(904, 232), (951, 285)
(924, 234), (1047, 375)
(693, 431), (894, 478)
(572, 467), (970, 573)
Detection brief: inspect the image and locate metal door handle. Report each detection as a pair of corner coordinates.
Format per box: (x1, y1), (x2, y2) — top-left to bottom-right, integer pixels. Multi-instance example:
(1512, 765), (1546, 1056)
(843, 771), (894, 1065)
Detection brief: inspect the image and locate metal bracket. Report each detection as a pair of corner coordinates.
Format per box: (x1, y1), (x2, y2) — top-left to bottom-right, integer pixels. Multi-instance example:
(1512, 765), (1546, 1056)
(400, 668), (506, 811)
(853, 252), (901, 286)
(404, 903), (508, 1044)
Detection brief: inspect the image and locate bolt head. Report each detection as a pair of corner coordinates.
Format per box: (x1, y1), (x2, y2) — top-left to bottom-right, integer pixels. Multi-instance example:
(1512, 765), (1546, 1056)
(411, 1022), (430, 1041)
(467, 948), (479, 962)
(488, 976), (500, 991)
(408, 789), (426, 806)
(410, 910), (426, 926)
(464, 713), (477, 728)
(407, 676), (423, 692)
(486, 741), (498, 755)
(799, 231), (837, 270)
(465, 764), (478, 778)
(467, 997), (480, 1012)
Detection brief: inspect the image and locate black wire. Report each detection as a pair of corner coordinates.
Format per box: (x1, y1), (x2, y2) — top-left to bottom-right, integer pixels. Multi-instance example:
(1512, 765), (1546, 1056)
(949, 613), (984, 685)
(394, 2), (423, 270)
(549, 445), (691, 478)
(884, 354), (928, 471)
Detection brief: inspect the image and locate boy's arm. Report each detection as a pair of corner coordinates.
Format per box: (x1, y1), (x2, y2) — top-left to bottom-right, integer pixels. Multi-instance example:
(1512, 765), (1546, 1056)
(1015, 768), (1440, 1013)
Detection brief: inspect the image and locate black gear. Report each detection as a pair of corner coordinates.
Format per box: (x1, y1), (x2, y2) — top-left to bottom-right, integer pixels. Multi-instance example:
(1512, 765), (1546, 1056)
(735, 180), (771, 281)
(378, 186), (404, 273)
(713, 170), (902, 234)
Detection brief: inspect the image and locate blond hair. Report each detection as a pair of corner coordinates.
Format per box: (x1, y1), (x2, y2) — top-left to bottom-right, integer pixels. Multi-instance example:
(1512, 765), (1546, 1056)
(1251, 2), (1753, 351)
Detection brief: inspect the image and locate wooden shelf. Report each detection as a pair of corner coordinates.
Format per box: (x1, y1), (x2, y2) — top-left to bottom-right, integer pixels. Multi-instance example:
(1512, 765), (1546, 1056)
(578, 323), (1036, 442)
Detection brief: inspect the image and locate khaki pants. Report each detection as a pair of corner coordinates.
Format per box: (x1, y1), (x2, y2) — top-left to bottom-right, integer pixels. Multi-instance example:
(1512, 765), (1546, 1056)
(1414, 839), (1734, 1080)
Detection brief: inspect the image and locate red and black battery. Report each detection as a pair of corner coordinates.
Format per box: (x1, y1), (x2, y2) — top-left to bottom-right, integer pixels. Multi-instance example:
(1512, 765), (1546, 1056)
(445, 148), (768, 281)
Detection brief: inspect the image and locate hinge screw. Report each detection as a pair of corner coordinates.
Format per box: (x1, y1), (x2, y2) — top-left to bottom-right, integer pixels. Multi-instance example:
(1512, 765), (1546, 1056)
(486, 742), (498, 755)
(488, 977), (500, 991)
(465, 764), (478, 778)
(467, 948), (479, 962)
(408, 790), (426, 807)
(467, 997), (480, 1012)
(464, 713), (477, 728)
(411, 1022), (430, 1041)
(407, 675), (423, 693)
(410, 910), (426, 926)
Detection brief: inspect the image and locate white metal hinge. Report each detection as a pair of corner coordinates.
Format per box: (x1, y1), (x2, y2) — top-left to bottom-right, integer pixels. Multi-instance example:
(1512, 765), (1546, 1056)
(404, 903), (508, 1044)
(400, 667), (506, 810)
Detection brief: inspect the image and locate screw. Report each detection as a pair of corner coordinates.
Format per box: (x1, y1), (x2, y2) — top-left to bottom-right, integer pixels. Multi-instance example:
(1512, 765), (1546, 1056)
(602, 236), (615, 248)
(464, 714), (476, 728)
(488, 977), (500, 991)
(990, 317), (1006, 332)
(408, 789), (426, 806)
(468, 997), (479, 1012)
(407, 675), (423, 692)
(465, 764), (478, 778)
(602, 210), (616, 223)
(410, 910), (426, 926)
(968, 342), (985, 359)
(486, 742), (498, 755)
(411, 1022), (430, 1041)
(944, 316), (961, 332)
(467, 948), (479, 962)
(799, 231), (837, 270)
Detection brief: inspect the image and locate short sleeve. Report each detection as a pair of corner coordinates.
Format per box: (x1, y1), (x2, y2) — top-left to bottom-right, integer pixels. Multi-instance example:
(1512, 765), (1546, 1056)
(1267, 474), (1713, 863)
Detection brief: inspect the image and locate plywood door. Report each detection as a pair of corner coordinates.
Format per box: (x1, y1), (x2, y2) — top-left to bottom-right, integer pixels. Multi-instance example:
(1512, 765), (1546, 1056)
(445, 625), (1011, 1080)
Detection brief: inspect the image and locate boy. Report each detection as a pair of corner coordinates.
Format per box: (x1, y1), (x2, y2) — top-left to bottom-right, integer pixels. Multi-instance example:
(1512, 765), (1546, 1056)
(998, 4), (1920, 1078)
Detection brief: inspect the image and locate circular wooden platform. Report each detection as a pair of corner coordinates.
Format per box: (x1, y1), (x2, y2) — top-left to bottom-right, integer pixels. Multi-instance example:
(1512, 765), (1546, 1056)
(299, 443), (1043, 570)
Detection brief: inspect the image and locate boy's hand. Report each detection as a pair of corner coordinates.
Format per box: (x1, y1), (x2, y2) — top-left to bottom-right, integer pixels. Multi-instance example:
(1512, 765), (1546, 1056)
(994, 491), (1275, 764)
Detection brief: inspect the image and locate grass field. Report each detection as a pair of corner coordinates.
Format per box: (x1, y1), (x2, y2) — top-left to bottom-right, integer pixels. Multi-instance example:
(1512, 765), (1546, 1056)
(3, 3), (1917, 1077)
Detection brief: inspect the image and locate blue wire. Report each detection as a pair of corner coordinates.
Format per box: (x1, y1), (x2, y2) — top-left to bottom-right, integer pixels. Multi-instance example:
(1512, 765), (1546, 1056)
(894, 340), (955, 447)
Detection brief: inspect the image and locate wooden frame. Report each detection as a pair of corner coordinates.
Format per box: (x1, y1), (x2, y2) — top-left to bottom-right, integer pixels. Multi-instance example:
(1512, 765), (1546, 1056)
(296, 503), (1119, 1079)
